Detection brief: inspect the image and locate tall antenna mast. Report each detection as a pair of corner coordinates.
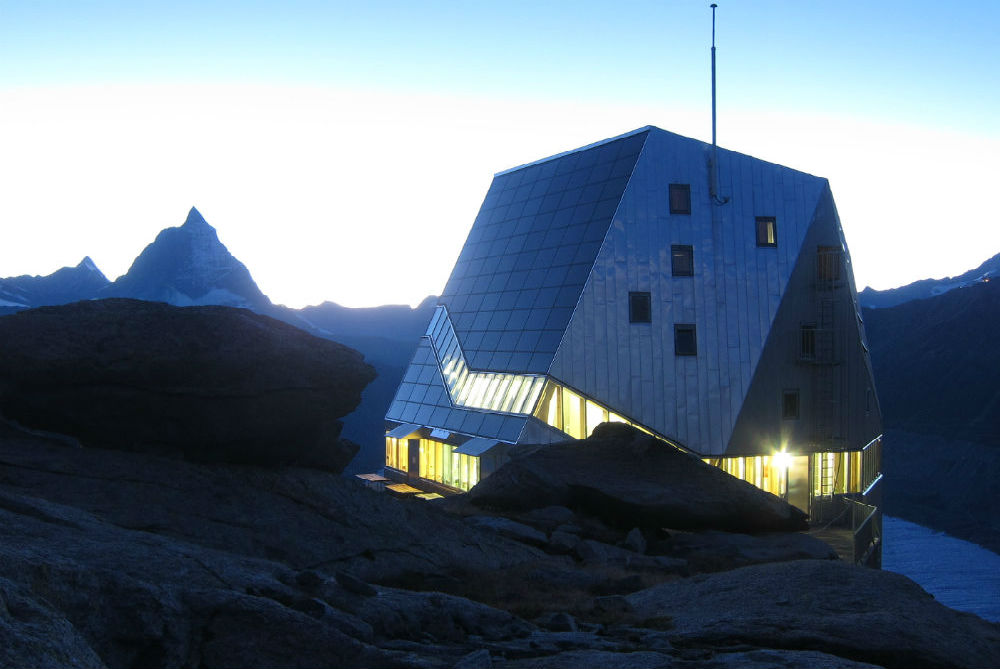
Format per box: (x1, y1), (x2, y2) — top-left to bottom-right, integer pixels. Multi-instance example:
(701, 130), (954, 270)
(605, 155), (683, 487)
(711, 3), (718, 147)
(709, 3), (729, 205)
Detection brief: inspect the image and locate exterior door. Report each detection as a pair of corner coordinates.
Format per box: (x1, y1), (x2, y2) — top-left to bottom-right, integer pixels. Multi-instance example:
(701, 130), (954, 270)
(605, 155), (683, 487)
(788, 455), (810, 514)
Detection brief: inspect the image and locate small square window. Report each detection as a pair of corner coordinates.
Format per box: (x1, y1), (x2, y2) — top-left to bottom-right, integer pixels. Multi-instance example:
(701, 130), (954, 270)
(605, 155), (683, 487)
(669, 184), (691, 215)
(629, 291), (651, 323)
(671, 245), (694, 276)
(783, 390), (800, 420)
(800, 324), (816, 359)
(756, 216), (777, 247)
(674, 324), (697, 356)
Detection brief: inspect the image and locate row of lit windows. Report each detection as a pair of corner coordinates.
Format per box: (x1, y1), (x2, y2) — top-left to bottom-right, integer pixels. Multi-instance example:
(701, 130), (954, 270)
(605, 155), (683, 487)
(427, 304), (546, 415)
(707, 447), (878, 500)
(668, 183), (776, 247)
(451, 370), (546, 415)
(530, 378), (880, 504)
(386, 436), (482, 492)
(532, 380), (656, 442)
(708, 454), (788, 497)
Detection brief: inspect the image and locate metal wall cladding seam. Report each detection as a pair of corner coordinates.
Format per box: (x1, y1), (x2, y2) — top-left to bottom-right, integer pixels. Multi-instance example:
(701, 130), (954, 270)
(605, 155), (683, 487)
(549, 127), (827, 455)
(437, 131), (649, 376)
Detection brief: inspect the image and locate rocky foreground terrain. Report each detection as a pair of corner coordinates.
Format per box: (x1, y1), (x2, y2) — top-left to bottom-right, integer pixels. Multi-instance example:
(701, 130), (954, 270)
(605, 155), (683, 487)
(1, 300), (998, 668)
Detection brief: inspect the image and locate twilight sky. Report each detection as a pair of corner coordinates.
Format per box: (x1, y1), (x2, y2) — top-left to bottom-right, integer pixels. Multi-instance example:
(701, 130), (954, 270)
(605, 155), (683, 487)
(1, 1), (998, 308)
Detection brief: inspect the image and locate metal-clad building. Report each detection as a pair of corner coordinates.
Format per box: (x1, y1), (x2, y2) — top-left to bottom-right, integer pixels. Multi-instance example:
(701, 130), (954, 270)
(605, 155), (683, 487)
(384, 126), (882, 560)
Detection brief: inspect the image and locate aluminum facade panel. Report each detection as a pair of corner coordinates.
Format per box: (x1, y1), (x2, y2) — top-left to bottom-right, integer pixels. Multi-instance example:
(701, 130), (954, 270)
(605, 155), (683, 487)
(549, 128), (827, 455)
(438, 130), (649, 374)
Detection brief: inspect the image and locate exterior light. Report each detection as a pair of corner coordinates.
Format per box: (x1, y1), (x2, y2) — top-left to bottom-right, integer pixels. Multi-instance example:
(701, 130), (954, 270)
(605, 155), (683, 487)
(773, 449), (792, 470)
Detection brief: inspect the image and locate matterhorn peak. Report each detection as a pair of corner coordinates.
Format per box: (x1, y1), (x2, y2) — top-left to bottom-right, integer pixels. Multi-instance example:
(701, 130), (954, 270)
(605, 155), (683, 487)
(98, 206), (270, 310)
(182, 207), (212, 229)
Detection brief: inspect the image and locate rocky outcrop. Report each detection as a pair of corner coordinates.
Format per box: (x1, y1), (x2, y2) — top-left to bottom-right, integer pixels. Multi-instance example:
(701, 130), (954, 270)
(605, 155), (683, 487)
(1, 420), (998, 668)
(626, 560), (1000, 669)
(0, 421), (547, 668)
(467, 423), (808, 533)
(0, 319), (997, 668)
(0, 299), (374, 471)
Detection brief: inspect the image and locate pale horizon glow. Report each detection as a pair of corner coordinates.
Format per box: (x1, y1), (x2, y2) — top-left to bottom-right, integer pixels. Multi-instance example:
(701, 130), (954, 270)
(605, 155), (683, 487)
(2, 1), (998, 308)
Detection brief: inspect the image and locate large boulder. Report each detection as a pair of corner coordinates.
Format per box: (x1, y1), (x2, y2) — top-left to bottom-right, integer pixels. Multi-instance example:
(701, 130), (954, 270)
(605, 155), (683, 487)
(0, 298), (375, 472)
(468, 423), (808, 533)
(626, 559), (1000, 669)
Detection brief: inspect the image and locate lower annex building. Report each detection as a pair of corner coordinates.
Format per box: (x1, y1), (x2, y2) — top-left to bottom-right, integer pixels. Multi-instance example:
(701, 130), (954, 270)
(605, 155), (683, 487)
(383, 126), (883, 564)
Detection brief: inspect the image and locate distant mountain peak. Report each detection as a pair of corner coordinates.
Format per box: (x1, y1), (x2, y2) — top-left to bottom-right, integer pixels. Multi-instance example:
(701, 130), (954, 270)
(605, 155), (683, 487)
(77, 256), (106, 279)
(860, 251), (1000, 309)
(100, 208), (269, 310)
(183, 207), (210, 229)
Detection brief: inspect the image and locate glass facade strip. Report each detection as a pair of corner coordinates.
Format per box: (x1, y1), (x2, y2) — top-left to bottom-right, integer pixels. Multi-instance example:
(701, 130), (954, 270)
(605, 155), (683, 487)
(407, 436), (482, 492)
(384, 437), (410, 472)
(423, 305), (553, 416)
(452, 366), (470, 401)
(490, 375), (513, 411)
(524, 376), (547, 415)
(499, 376), (524, 413)
(509, 376), (534, 414)
(585, 400), (609, 437)
(478, 375), (498, 410)
(455, 372), (475, 405)
(711, 449), (870, 501)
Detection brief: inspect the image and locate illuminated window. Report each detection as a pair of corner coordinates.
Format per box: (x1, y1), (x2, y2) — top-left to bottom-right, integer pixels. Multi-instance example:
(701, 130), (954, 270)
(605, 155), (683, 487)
(629, 291), (651, 323)
(801, 324), (816, 359)
(585, 400), (608, 437)
(782, 390), (800, 420)
(385, 437), (409, 472)
(756, 216), (777, 247)
(674, 324), (697, 356)
(561, 387), (585, 439)
(669, 183), (691, 214)
(671, 245), (694, 276)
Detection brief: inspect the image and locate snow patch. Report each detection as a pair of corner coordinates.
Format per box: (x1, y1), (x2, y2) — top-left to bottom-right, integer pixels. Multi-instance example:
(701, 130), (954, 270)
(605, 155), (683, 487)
(165, 287), (252, 309)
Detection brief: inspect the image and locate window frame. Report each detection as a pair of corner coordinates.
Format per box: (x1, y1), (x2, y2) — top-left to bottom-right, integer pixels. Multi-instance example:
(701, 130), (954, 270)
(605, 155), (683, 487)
(817, 245), (842, 282)
(800, 324), (817, 360)
(671, 244), (694, 277)
(674, 323), (697, 356)
(669, 183), (691, 215)
(756, 216), (777, 247)
(629, 291), (652, 324)
(782, 389), (800, 420)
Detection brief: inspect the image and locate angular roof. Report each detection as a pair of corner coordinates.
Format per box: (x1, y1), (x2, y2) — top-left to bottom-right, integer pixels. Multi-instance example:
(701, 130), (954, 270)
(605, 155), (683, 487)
(438, 129), (649, 374)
